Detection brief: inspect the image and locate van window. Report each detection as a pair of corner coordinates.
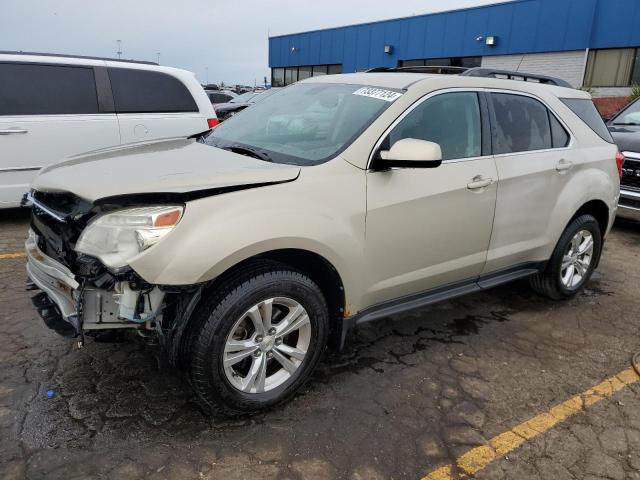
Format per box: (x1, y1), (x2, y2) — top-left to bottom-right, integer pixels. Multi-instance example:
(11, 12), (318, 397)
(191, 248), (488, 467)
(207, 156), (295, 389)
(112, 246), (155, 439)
(491, 93), (552, 154)
(0, 63), (99, 115)
(560, 98), (614, 143)
(387, 92), (482, 161)
(108, 68), (198, 113)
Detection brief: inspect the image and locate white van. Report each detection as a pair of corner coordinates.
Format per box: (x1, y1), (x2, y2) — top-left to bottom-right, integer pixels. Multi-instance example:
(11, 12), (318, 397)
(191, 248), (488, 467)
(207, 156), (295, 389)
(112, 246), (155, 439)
(0, 52), (217, 208)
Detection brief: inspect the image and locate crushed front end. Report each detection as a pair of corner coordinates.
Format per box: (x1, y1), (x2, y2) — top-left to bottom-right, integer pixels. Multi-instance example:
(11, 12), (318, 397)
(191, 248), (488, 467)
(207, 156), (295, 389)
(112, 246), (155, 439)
(24, 190), (182, 347)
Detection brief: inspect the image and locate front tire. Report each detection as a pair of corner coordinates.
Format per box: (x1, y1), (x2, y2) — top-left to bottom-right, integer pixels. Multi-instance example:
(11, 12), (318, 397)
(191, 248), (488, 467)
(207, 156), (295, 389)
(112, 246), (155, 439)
(186, 263), (329, 416)
(530, 214), (602, 300)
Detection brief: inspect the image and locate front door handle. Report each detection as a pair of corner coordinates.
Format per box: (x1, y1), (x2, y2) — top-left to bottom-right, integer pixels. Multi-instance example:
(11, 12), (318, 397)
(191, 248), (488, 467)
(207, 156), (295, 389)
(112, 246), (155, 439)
(467, 176), (493, 191)
(0, 128), (28, 135)
(556, 159), (573, 172)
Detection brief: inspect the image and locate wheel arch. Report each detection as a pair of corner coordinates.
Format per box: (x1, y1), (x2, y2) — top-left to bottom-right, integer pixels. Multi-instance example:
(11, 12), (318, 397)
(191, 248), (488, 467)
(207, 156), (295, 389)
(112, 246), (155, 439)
(170, 248), (349, 368)
(570, 199), (609, 241)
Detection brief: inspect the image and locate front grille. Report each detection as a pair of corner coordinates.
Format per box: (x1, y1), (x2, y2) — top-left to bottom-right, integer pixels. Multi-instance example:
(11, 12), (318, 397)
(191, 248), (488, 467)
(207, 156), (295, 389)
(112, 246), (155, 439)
(620, 196), (640, 210)
(621, 158), (640, 191)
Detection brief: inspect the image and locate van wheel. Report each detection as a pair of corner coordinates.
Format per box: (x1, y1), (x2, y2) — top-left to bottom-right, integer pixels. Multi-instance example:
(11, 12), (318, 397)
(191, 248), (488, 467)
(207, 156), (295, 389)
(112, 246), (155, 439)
(530, 214), (602, 300)
(186, 263), (329, 416)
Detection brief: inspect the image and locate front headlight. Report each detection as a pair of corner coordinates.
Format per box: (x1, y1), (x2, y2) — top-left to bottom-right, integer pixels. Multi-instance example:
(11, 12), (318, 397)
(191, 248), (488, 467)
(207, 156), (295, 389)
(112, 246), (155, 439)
(76, 205), (184, 269)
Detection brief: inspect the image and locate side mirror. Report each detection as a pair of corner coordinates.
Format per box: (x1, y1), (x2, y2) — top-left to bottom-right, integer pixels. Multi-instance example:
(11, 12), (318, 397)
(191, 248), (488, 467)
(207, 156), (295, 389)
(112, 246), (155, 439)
(375, 138), (443, 169)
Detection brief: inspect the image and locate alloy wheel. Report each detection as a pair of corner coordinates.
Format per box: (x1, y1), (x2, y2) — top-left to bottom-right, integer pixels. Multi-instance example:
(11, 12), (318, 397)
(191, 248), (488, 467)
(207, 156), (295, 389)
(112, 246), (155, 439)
(222, 297), (312, 393)
(560, 229), (594, 289)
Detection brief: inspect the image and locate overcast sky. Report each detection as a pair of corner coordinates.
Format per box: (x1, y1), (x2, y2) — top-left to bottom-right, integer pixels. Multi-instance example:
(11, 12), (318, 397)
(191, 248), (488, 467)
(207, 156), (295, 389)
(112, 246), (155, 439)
(1, 0), (509, 85)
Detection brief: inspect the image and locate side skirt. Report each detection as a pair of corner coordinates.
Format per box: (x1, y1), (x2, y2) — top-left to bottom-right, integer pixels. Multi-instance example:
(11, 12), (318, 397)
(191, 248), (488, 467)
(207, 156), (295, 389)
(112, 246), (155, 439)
(338, 262), (545, 349)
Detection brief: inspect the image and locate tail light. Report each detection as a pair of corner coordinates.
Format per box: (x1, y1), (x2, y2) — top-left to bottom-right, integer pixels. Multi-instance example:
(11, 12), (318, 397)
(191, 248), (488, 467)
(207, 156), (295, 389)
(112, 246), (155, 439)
(207, 118), (220, 129)
(616, 151), (625, 178)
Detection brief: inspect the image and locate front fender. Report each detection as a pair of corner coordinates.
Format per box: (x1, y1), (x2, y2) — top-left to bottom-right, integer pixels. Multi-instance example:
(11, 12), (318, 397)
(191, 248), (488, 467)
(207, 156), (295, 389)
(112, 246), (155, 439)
(129, 159), (367, 311)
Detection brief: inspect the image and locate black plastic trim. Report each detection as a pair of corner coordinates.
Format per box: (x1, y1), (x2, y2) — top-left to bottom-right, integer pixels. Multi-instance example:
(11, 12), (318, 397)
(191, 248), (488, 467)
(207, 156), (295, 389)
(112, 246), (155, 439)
(94, 66), (115, 113)
(478, 91), (493, 157)
(461, 68), (573, 88)
(477, 262), (545, 289)
(371, 158), (442, 169)
(339, 261), (545, 348)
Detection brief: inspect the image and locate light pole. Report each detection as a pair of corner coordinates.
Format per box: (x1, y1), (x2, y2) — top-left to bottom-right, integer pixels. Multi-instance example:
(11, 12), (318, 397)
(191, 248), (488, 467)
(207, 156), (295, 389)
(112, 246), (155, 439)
(116, 40), (122, 59)
(205, 67), (209, 85)
(156, 52), (160, 65)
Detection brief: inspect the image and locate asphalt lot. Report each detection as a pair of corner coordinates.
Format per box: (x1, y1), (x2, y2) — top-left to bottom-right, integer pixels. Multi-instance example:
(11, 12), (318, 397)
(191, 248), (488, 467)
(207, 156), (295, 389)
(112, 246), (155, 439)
(1, 208), (640, 480)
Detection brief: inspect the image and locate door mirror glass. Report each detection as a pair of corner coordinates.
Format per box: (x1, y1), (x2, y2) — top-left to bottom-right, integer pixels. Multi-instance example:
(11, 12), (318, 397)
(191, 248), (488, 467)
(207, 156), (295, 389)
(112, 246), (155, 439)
(378, 138), (442, 167)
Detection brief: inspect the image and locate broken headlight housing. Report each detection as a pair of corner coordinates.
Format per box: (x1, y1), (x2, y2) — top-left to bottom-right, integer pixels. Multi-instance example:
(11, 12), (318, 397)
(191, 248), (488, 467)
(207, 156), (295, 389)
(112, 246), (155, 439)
(75, 206), (184, 269)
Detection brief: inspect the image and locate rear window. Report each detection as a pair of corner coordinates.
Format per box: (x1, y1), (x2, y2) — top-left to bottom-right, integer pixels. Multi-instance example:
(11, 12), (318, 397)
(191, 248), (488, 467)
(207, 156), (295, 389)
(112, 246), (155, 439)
(560, 98), (614, 143)
(0, 63), (98, 115)
(208, 92), (234, 104)
(108, 68), (198, 113)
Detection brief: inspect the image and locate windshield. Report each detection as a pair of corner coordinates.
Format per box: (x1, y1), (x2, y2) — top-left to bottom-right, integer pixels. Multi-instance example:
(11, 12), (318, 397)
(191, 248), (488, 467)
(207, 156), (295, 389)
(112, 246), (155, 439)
(613, 98), (640, 125)
(206, 83), (401, 165)
(230, 92), (257, 104)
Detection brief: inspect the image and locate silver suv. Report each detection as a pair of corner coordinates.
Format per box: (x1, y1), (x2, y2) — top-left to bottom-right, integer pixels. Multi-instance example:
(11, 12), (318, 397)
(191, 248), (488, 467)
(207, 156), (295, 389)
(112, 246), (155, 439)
(25, 68), (621, 415)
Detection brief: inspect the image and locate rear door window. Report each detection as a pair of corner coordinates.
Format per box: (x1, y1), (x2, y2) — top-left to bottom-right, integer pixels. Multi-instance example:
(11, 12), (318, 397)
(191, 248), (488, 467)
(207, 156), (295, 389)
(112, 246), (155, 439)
(0, 63), (99, 115)
(108, 68), (198, 113)
(490, 93), (552, 154)
(560, 98), (614, 143)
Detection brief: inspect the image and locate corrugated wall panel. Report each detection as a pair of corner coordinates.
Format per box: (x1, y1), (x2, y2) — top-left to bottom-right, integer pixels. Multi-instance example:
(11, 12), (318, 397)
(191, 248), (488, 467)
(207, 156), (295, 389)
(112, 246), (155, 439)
(269, 0), (637, 70)
(564, 0), (597, 51)
(442, 11), (467, 57)
(457, 7), (490, 57)
(590, 0), (640, 49)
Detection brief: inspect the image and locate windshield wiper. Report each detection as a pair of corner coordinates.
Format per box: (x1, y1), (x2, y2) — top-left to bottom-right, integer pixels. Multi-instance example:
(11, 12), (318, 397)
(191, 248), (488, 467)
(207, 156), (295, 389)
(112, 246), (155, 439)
(224, 145), (273, 162)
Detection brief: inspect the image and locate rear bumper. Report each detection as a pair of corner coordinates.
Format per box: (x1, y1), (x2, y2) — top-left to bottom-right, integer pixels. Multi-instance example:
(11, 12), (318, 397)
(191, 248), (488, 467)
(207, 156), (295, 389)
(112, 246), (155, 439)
(25, 230), (80, 324)
(618, 188), (640, 222)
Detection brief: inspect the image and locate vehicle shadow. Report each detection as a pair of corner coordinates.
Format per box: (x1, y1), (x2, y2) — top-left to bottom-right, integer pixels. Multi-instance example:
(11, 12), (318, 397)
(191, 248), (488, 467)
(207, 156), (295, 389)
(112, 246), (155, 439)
(0, 206), (30, 222)
(21, 276), (557, 450)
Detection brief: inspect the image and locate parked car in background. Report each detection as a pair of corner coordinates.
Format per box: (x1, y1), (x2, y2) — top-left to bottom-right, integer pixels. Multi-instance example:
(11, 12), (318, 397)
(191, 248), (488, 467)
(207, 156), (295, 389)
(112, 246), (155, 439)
(214, 88), (281, 121)
(25, 69), (620, 415)
(205, 89), (238, 104)
(607, 97), (640, 221)
(0, 52), (217, 208)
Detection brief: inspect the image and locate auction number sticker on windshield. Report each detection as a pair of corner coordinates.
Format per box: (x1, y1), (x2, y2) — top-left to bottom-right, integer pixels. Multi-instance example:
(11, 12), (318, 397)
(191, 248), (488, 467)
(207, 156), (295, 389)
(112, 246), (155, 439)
(353, 87), (402, 102)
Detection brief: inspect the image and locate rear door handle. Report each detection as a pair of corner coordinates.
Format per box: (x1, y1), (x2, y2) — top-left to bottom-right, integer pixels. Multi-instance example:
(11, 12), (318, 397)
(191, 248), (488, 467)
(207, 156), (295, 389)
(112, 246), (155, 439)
(467, 176), (493, 190)
(556, 159), (573, 172)
(0, 128), (28, 135)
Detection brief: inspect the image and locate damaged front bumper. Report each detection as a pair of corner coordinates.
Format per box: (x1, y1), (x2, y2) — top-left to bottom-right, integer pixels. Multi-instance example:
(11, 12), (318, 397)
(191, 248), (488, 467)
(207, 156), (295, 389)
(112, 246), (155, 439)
(26, 229), (81, 333)
(25, 229), (165, 338)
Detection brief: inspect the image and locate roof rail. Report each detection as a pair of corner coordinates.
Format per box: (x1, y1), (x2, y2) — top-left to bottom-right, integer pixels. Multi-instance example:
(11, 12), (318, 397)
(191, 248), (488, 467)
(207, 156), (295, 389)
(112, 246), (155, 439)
(366, 65), (470, 75)
(460, 67), (572, 88)
(0, 51), (158, 66)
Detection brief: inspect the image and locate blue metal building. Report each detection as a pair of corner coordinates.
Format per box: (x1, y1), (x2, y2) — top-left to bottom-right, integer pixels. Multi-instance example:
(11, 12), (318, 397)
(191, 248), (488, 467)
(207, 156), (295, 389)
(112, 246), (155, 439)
(268, 0), (640, 95)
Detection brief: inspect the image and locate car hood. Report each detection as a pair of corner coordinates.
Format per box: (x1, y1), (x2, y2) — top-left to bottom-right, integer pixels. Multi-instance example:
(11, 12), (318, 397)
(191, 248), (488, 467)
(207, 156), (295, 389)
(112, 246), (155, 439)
(610, 129), (640, 154)
(31, 138), (301, 203)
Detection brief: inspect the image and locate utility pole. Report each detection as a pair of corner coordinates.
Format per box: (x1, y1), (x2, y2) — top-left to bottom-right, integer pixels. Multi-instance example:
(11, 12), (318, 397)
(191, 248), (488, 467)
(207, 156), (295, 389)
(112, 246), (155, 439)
(116, 40), (122, 59)
(156, 52), (161, 65)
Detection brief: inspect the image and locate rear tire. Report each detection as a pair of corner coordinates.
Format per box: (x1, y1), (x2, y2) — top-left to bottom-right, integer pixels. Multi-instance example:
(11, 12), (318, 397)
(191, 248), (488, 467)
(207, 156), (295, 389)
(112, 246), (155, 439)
(530, 214), (602, 300)
(185, 262), (329, 416)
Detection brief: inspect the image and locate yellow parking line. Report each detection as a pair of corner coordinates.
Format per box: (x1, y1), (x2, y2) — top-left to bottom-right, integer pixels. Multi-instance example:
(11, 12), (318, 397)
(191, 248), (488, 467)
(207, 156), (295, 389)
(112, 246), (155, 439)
(0, 252), (25, 260)
(422, 367), (640, 480)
